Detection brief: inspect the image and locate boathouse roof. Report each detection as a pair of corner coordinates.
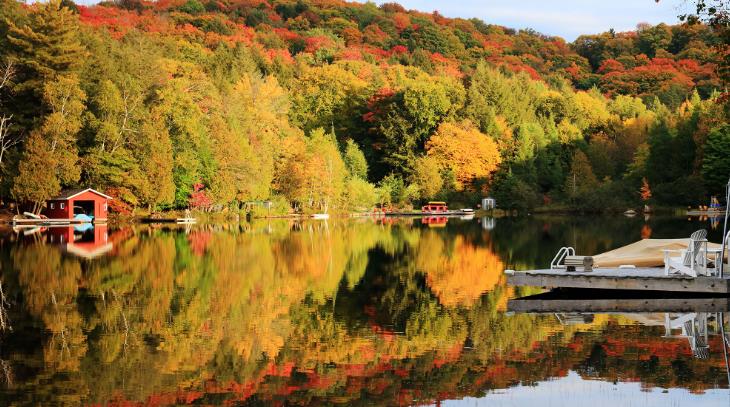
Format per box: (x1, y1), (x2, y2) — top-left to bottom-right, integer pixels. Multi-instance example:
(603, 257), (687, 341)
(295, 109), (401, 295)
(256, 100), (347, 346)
(51, 188), (113, 201)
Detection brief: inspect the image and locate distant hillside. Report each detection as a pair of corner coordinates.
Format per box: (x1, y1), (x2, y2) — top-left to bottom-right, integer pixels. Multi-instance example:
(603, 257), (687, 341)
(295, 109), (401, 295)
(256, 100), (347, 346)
(80, 0), (723, 106)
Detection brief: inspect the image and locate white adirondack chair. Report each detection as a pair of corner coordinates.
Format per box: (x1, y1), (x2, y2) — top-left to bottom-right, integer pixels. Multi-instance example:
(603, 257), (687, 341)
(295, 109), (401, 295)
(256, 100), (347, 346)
(663, 229), (708, 277)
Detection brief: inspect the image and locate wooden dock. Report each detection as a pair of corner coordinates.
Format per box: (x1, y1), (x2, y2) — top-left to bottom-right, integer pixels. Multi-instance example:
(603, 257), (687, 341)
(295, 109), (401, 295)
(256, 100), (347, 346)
(506, 267), (730, 294)
(141, 217), (196, 224)
(687, 209), (725, 216)
(11, 218), (93, 226)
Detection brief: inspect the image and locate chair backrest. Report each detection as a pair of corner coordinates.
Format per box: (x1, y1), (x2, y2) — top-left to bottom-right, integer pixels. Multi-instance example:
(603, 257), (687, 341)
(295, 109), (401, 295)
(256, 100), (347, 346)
(683, 229), (707, 266)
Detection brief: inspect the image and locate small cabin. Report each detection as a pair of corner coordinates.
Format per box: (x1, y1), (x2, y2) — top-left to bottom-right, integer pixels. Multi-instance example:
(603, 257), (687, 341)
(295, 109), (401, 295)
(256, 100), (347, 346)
(422, 201), (448, 213)
(45, 188), (112, 222)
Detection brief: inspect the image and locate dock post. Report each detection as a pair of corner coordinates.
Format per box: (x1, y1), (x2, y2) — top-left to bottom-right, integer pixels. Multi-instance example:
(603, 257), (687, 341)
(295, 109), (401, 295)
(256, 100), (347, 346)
(720, 312), (730, 386)
(721, 178), (730, 278)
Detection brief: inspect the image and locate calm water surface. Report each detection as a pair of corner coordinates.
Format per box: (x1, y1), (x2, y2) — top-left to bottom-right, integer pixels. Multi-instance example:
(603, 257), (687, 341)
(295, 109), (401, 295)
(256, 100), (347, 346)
(0, 215), (728, 405)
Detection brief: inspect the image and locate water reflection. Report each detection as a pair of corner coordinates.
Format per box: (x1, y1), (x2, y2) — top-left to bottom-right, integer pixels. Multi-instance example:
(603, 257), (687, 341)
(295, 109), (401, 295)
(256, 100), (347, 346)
(0, 215), (727, 405)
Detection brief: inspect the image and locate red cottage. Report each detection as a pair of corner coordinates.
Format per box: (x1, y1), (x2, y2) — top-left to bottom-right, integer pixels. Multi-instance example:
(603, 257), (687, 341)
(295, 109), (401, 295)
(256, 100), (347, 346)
(44, 188), (112, 222)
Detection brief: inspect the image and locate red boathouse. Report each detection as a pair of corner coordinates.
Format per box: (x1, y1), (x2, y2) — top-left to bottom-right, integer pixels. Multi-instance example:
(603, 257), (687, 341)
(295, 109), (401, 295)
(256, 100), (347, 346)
(44, 188), (112, 222)
(421, 201), (448, 213)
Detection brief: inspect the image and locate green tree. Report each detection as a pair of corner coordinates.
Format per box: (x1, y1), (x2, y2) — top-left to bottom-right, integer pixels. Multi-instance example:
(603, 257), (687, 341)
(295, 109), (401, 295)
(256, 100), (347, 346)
(637, 23), (673, 57)
(11, 132), (59, 213)
(701, 124), (730, 195)
(564, 149), (598, 200)
(6, 0), (85, 123)
(343, 139), (368, 180)
(368, 76), (463, 177)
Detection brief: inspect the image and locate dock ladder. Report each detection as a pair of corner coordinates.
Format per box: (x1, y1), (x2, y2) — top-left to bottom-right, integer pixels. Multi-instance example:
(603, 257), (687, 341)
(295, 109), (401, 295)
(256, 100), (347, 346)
(550, 247), (575, 270)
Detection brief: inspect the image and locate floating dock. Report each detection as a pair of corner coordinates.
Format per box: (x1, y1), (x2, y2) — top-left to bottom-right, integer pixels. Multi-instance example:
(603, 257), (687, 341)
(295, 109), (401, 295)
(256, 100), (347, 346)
(506, 267), (730, 294)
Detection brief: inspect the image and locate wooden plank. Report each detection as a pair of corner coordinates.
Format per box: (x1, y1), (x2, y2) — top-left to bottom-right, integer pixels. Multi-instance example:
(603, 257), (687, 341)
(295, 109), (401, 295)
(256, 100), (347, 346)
(506, 268), (730, 293)
(508, 297), (730, 313)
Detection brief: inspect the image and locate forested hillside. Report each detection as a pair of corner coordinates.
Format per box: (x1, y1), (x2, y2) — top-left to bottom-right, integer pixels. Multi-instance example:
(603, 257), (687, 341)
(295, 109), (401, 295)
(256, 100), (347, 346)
(0, 0), (727, 214)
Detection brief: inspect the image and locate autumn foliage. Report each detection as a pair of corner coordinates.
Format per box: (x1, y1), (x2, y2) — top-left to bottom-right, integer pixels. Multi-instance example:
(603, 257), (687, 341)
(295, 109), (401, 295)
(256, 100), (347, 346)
(0, 0), (726, 215)
(426, 121), (502, 191)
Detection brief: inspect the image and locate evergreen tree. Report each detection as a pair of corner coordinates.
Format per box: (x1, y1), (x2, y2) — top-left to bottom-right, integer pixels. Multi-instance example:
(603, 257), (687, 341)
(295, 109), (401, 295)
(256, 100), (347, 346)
(564, 149), (598, 200)
(701, 124), (730, 195)
(343, 139), (369, 180)
(6, 0), (85, 123)
(12, 132), (59, 213)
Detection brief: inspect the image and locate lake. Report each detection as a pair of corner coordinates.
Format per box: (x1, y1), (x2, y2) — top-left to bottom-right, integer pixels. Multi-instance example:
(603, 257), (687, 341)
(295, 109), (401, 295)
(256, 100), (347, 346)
(0, 214), (728, 406)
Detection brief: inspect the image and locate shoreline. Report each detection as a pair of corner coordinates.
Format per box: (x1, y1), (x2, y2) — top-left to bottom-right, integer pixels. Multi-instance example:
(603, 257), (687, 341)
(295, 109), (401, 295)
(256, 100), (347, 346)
(0, 205), (698, 227)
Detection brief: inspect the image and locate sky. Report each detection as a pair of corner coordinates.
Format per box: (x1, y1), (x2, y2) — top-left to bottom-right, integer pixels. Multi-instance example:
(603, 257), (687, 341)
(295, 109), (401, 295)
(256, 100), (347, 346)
(371, 0), (688, 41)
(441, 371), (730, 407)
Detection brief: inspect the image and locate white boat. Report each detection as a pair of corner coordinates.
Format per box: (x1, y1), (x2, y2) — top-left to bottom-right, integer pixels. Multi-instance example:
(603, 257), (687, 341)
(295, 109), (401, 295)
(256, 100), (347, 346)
(312, 213), (330, 220)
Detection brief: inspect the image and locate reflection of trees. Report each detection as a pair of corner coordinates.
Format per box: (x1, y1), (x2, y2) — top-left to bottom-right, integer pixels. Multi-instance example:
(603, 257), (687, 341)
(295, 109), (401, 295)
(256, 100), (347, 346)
(1, 220), (726, 405)
(14, 243), (86, 373)
(415, 231), (504, 308)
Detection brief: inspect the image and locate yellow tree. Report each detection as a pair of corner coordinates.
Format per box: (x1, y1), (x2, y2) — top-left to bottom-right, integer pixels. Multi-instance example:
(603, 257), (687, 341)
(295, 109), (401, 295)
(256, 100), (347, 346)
(277, 129), (347, 213)
(425, 121), (501, 191)
(134, 118), (175, 210)
(410, 155), (443, 200)
(226, 74), (295, 202)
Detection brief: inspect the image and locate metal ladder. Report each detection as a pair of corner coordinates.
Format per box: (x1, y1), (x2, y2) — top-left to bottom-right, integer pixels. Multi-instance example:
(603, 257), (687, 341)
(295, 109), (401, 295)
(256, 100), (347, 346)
(550, 246), (575, 270)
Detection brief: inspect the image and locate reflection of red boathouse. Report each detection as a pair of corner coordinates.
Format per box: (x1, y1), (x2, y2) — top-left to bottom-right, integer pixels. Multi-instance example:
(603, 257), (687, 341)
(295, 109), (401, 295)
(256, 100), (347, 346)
(47, 224), (112, 259)
(421, 216), (448, 227)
